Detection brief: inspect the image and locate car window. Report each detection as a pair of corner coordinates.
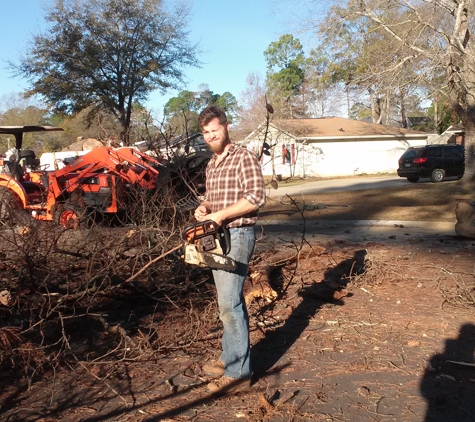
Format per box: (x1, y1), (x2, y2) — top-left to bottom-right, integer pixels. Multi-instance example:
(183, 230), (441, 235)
(402, 149), (421, 159)
(426, 147), (442, 157)
(444, 146), (464, 158)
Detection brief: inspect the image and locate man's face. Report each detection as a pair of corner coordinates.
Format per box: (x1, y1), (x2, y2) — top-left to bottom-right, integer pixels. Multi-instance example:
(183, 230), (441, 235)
(201, 117), (230, 154)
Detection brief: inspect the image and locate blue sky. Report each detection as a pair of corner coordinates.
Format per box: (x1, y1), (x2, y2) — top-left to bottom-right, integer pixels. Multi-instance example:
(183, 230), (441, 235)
(0, 0), (318, 116)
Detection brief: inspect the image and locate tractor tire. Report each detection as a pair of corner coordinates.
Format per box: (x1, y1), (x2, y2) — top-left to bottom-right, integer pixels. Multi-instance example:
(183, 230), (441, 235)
(54, 205), (87, 229)
(430, 168), (445, 183)
(0, 187), (29, 228)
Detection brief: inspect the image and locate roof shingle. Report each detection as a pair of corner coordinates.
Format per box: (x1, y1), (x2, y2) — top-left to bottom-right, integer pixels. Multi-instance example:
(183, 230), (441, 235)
(273, 117), (427, 138)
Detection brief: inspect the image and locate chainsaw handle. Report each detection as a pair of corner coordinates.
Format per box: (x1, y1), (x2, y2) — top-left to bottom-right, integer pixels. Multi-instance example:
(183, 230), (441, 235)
(182, 220), (232, 256)
(219, 225), (231, 255)
(182, 220), (220, 242)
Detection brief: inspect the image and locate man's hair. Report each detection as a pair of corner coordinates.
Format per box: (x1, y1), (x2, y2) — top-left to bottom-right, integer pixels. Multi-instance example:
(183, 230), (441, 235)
(198, 106), (228, 129)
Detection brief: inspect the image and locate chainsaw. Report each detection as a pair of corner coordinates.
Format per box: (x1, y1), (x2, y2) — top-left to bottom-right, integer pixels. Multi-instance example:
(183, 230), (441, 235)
(182, 220), (237, 271)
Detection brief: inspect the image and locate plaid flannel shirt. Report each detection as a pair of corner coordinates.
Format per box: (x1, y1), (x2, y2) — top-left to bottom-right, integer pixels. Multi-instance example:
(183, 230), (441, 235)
(203, 143), (266, 228)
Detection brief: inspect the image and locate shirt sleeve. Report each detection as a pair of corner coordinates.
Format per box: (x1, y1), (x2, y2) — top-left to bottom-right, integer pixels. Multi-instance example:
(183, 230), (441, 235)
(239, 149), (266, 208)
(202, 161), (213, 203)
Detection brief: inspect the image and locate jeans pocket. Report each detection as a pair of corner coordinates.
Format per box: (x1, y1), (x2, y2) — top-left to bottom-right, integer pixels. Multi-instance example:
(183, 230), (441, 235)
(227, 227), (255, 276)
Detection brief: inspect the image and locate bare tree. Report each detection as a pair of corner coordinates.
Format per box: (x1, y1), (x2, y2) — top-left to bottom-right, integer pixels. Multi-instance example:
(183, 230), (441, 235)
(343, 0), (475, 182)
(237, 72), (268, 132)
(14, 0), (200, 145)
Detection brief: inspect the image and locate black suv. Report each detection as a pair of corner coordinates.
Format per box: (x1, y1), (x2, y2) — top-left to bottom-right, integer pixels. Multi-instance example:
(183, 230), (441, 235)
(397, 144), (464, 183)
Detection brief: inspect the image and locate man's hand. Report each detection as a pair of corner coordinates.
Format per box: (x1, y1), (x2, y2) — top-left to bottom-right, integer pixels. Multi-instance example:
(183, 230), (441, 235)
(195, 198), (257, 227)
(194, 204), (209, 222)
(195, 205), (224, 227)
(201, 212), (224, 227)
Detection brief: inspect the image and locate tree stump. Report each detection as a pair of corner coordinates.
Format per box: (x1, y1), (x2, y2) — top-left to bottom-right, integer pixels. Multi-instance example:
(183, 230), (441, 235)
(455, 201), (475, 238)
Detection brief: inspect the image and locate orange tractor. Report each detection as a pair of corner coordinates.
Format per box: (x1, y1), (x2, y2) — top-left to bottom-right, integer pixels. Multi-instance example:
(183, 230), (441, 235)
(0, 126), (209, 227)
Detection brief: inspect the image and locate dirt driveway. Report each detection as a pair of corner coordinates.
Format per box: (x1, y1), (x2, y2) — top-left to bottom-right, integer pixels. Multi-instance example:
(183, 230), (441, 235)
(2, 182), (475, 421)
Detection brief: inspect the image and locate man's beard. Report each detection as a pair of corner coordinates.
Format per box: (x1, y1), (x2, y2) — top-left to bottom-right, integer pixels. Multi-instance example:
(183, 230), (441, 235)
(208, 132), (230, 154)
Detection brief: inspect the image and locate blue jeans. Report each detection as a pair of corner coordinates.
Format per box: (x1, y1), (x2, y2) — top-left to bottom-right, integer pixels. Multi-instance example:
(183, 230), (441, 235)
(212, 225), (255, 379)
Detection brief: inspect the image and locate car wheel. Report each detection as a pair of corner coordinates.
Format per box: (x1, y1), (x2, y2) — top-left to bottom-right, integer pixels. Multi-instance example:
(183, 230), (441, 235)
(430, 168), (445, 183)
(407, 177), (419, 183)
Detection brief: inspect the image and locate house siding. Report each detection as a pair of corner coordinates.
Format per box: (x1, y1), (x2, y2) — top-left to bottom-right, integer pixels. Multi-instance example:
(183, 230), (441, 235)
(243, 123), (427, 178)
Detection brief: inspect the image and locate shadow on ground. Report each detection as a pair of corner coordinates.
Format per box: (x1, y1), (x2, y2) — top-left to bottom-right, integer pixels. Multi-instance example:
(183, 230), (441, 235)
(251, 250), (367, 377)
(420, 323), (475, 421)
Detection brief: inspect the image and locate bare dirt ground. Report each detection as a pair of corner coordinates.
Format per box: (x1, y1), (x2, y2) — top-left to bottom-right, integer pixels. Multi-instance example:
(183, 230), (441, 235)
(262, 177), (473, 222)
(2, 180), (475, 422)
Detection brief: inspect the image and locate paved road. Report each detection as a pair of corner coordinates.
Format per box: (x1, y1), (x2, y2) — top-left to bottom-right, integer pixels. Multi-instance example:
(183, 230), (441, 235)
(256, 218), (459, 245)
(266, 175), (460, 197)
(260, 175), (463, 244)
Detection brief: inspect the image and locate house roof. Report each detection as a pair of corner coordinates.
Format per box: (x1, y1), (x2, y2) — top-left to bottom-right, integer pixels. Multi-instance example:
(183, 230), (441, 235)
(267, 116), (427, 139)
(445, 123), (464, 133)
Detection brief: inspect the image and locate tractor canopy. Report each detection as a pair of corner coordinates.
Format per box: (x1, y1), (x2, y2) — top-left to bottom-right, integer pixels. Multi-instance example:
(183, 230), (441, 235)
(0, 126), (64, 150)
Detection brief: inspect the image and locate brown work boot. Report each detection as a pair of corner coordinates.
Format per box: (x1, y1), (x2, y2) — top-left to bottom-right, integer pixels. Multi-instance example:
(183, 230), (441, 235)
(207, 375), (252, 395)
(202, 360), (225, 376)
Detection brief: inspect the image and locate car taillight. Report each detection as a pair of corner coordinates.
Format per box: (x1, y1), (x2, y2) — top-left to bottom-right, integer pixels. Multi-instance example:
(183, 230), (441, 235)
(413, 157), (428, 164)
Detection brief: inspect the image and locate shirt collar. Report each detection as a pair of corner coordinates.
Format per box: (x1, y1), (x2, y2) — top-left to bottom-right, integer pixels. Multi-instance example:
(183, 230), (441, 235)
(210, 143), (236, 166)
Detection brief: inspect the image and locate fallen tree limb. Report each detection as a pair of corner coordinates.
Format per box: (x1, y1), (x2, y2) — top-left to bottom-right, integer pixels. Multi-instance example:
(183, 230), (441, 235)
(125, 244), (182, 283)
(265, 244), (325, 267)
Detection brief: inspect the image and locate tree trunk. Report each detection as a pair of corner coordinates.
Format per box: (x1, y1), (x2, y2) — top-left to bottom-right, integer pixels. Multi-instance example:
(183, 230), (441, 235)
(369, 89), (380, 123)
(399, 89), (407, 128)
(434, 100), (439, 131)
(118, 112), (129, 146)
(445, 1), (475, 185)
(461, 120), (475, 185)
(384, 91), (390, 126)
(455, 201), (475, 238)
(346, 84), (351, 119)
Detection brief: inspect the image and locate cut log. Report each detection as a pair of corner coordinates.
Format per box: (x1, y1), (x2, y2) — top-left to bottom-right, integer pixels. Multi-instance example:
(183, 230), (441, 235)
(245, 244), (325, 306)
(455, 201), (475, 238)
(246, 265), (275, 306)
(82, 138), (104, 150)
(63, 138), (103, 151)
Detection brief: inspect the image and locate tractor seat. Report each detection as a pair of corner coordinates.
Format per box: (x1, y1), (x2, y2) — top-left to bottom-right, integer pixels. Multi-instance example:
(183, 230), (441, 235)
(20, 150), (41, 169)
(63, 156), (78, 165)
